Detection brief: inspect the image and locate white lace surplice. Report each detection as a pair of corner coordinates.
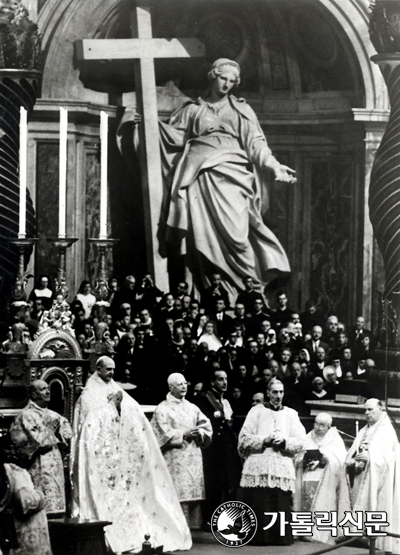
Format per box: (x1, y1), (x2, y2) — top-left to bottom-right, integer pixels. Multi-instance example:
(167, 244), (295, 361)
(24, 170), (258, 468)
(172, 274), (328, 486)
(238, 404), (305, 492)
(151, 393), (212, 502)
(70, 373), (192, 554)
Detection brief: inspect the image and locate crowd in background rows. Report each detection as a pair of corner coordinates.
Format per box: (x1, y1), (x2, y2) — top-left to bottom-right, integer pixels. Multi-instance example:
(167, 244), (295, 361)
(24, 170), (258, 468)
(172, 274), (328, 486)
(1, 271), (386, 415)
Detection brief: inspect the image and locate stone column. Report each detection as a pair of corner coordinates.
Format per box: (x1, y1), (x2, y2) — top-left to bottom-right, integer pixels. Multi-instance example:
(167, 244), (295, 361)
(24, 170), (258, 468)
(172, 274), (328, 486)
(0, 1), (42, 321)
(369, 1), (400, 347)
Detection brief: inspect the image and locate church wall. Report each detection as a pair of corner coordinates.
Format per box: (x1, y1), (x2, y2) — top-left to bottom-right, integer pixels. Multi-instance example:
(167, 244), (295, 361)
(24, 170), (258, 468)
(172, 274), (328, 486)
(28, 106), (118, 297)
(26, 0), (389, 328)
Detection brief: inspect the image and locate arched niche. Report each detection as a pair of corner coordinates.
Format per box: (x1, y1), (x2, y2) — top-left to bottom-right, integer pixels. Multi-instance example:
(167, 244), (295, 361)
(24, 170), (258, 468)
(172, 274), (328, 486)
(36, 0), (388, 112)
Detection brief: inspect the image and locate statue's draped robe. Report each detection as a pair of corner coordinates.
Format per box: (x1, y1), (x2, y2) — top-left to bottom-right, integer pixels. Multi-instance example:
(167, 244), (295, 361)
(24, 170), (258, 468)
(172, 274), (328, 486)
(238, 404), (305, 544)
(159, 96), (290, 298)
(10, 401), (71, 515)
(5, 463), (52, 555)
(151, 393), (212, 528)
(338, 413), (400, 554)
(294, 427), (346, 544)
(120, 95), (290, 300)
(70, 373), (192, 554)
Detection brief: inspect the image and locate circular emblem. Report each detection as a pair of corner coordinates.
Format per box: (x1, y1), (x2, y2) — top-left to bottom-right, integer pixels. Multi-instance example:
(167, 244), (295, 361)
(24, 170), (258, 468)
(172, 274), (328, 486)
(211, 501), (257, 547)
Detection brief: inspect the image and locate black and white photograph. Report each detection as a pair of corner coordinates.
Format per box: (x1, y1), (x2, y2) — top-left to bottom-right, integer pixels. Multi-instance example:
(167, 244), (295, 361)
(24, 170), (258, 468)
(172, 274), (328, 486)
(1, 0), (400, 554)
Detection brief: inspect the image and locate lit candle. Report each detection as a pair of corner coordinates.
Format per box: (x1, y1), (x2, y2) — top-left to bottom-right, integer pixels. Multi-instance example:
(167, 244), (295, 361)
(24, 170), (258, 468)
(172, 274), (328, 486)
(18, 106), (27, 239)
(59, 107), (68, 238)
(100, 111), (108, 239)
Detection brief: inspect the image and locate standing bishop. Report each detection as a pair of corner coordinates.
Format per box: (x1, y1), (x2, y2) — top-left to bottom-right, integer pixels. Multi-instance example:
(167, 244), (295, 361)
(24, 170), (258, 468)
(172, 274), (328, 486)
(10, 380), (72, 516)
(338, 398), (400, 554)
(294, 412), (347, 544)
(71, 356), (192, 554)
(151, 373), (212, 529)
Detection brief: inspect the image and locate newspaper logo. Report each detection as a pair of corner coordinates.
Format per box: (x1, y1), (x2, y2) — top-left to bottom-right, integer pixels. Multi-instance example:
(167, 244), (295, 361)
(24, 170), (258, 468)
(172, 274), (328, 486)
(211, 501), (257, 547)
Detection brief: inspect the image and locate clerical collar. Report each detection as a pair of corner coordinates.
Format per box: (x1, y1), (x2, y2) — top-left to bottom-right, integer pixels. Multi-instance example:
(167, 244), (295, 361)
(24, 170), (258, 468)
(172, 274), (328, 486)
(266, 402), (283, 411)
(167, 392), (184, 404)
(30, 400), (46, 411)
(211, 388), (223, 400)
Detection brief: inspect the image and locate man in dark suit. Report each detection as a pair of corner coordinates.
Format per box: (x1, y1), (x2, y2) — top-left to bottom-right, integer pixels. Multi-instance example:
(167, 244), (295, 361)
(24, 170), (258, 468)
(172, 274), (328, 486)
(236, 276), (265, 314)
(248, 298), (273, 336)
(202, 272), (230, 314)
(308, 346), (328, 378)
(300, 299), (325, 336)
(194, 369), (242, 527)
(273, 291), (293, 329)
(305, 326), (329, 359)
(348, 316), (371, 348)
(211, 297), (233, 342)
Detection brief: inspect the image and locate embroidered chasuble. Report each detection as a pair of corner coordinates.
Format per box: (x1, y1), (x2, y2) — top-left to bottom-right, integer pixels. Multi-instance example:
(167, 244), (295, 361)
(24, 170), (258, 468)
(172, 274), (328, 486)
(10, 401), (72, 515)
(151, 393), (212, 502)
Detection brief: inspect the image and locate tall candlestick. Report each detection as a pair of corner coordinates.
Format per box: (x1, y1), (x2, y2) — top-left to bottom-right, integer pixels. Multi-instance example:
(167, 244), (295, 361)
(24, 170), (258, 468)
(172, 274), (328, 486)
(100, 111), (108, 239)
(18, 106), (27, 239)
(59, 107), (68, 238)
(355, 420), (359, 453)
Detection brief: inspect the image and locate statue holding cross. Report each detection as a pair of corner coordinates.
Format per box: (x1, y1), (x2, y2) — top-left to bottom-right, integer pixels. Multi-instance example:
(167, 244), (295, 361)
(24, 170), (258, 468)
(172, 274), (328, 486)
(77, 0), (295, 302)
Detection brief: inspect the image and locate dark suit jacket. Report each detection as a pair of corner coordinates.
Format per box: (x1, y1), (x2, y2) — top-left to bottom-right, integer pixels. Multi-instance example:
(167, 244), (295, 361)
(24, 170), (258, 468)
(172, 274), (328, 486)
(305, 339), (329, 359)
(211, 312), (233, 341)
(202, 286), (230, 314)
(236, 290), (265, 313)
(194, 390), (242, 491)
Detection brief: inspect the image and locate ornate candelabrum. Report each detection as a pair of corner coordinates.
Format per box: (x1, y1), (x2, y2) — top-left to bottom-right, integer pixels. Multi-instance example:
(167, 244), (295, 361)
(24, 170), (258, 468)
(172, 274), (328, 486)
(88, 238), (119, 320)
(8, 237), (38, 304)
(46, 238), (78, 299)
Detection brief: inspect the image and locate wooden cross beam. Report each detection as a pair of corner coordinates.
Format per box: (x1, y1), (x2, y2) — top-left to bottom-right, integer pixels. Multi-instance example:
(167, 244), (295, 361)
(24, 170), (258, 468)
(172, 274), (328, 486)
(76, 0), (204, 292)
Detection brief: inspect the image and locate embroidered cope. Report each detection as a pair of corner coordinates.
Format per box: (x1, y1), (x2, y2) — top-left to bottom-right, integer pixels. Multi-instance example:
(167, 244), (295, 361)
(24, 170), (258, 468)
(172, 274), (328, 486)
(70, 373), (192, 554)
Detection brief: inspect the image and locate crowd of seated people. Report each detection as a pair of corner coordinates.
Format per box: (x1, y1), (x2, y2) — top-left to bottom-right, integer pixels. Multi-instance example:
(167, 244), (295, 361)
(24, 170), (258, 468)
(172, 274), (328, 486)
(1, 272), (385, 413)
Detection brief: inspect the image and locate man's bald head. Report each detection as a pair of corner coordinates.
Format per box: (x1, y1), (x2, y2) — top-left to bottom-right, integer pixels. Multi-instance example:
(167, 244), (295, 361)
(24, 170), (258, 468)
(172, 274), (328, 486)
(30, 379), (47, 395)
(252, 392), (264, 406)
(168, 373), (187, 399)
(167, 373), (185, 387)
(315, 412), (332, 427)
(29, 379), (50, 408)
(314, 412), (332, 437)
(364, 398), (383, 425)
(96, 356), (115, 383)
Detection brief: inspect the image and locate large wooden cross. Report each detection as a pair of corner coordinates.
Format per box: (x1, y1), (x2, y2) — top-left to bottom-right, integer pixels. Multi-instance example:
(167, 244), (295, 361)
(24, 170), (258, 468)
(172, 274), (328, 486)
(76, 0), (204, 292)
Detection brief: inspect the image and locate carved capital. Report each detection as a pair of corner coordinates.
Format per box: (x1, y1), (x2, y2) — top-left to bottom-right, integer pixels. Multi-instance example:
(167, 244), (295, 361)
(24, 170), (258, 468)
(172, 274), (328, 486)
(370, 1), (400, 54)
